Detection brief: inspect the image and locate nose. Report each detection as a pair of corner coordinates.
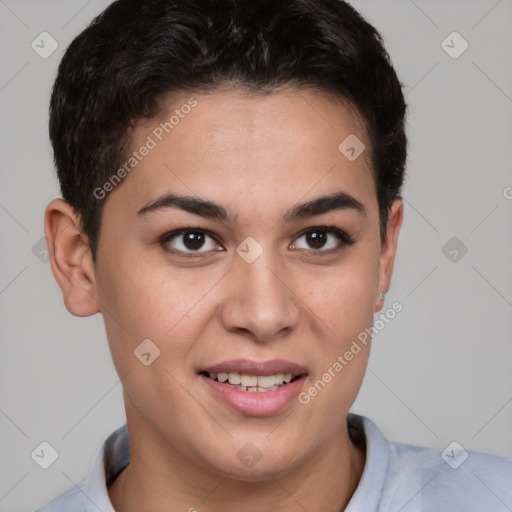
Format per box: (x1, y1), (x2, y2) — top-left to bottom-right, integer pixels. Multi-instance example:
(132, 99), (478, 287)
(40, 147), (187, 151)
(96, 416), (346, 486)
(219, 248), (300, 343)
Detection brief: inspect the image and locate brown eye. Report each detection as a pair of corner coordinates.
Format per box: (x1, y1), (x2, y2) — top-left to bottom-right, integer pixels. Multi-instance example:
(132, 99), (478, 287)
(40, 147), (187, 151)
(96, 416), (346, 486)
(182, 231), (206, 251)
(161, 229), (222, 256)
(290, 227), (354, 253)
(305, 231), (329, 250)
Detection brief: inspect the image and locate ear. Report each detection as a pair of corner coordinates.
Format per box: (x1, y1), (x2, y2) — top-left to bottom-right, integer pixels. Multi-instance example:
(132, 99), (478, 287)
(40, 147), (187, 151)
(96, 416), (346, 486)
(375, 198), (403, 312)
(44, 198), (100, 317)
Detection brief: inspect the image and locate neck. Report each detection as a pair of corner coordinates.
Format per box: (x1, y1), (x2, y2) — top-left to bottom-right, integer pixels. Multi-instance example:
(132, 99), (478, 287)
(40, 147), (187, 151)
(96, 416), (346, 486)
(108, 412), (366, 512)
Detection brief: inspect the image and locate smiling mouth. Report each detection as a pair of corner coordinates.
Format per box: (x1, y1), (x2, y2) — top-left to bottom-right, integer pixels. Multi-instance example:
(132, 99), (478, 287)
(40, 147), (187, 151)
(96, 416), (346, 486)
(199, 371), (303, 392)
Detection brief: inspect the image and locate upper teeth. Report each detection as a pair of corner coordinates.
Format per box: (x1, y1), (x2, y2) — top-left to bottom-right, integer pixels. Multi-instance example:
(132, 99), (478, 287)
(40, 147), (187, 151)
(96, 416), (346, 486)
(208, 372), (293, 388)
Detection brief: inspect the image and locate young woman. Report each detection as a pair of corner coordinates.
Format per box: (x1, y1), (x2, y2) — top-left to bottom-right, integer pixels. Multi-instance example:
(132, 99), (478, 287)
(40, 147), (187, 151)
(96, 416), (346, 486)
(38, 0), (512, 510)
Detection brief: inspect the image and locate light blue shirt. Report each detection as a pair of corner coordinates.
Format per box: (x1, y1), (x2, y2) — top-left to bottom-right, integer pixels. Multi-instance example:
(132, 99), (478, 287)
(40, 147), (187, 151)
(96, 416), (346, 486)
(35, 413), (512, 511)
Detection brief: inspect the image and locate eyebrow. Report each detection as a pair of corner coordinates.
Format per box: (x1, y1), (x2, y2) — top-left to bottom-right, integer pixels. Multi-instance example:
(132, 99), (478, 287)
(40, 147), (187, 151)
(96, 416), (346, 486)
(136, 191), (366, 224)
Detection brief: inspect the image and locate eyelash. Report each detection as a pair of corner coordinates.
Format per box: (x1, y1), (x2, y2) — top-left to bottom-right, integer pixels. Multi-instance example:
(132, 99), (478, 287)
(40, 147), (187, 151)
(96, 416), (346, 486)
(158, 225), (355, 259)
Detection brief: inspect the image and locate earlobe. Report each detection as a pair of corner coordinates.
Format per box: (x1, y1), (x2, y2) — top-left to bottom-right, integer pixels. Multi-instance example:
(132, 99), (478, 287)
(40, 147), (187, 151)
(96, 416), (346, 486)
(44, 199), (100, 317)
(375, 198), (404, 312)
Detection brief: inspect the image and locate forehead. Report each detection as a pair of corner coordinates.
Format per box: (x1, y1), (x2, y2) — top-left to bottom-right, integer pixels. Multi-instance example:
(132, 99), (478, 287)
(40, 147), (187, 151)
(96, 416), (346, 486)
(105, 87), (376, 221)
(149, 86), (370, 162)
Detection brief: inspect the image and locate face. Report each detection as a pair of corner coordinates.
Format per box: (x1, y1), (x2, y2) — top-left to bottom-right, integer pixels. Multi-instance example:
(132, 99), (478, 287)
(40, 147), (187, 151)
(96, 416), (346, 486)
(88, 87), (401, 479)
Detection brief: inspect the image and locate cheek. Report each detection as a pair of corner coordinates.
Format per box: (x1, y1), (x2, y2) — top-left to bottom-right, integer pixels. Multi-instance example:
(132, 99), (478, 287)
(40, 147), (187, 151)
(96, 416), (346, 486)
(98, 247), (211, 332)
(322, 275), (374, 329)
(301, 274), (374, 393)
(95, 252), (209, 374)
(97, 263), (209, 414)
(290, 261), (376, 442)
(301, 255), (378, 339)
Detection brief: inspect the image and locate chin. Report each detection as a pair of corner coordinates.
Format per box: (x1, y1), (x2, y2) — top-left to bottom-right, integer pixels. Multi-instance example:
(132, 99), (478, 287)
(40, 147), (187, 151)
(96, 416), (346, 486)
(200, 441), (305, 482)
(212, 461), (291, 483)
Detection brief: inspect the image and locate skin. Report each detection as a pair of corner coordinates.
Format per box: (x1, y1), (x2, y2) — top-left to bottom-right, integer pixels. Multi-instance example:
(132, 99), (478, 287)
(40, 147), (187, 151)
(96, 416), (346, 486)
(45, 87), (403, 512)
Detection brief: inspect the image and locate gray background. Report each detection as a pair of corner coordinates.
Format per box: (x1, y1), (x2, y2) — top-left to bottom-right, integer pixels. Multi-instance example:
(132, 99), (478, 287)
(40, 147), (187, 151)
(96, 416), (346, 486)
(1, 0), (511, 510)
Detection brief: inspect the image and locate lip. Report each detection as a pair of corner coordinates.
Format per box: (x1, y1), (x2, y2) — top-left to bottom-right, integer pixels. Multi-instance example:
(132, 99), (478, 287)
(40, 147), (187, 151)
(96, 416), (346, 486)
(199, 359), (308, 416)
(200, 373), (307, 416)
(200, 359), (307, 376)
